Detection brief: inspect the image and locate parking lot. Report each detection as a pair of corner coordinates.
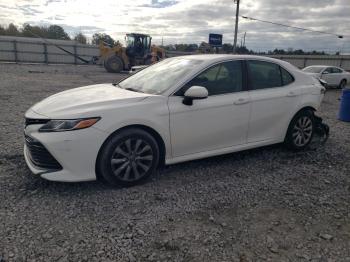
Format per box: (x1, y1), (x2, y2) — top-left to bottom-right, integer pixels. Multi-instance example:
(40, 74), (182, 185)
(0, 63), (350, 261)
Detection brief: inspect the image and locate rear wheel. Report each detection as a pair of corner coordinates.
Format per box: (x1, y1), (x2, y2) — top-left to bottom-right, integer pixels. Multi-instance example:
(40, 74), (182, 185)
(339, 79), (347, 89)
(285, 110), (315, 150)
(104, 55), (124, 73)
(97, 128), (159, 186)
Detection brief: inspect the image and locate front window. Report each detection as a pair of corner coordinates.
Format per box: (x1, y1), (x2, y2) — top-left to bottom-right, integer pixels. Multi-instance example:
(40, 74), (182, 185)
(324, 67), (333, 74)
(118, 58), (203, 94)
(302, 66), (324, 73)
(176, 61), (243, 96)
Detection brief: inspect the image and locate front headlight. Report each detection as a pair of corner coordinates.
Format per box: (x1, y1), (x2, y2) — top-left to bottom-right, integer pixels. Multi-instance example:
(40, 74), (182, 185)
(39, 117), (100, 132)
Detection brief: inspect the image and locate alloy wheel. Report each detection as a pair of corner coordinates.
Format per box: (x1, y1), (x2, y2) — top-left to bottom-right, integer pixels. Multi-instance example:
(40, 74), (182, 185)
(292, 116), (313, 147)
(110, 138), (154, 182)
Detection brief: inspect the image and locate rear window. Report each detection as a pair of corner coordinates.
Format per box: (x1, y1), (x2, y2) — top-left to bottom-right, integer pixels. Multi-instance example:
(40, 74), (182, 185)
(247, 60), (294, 90)
(332, 67), (342, 73)
(247, 60), (282, 89)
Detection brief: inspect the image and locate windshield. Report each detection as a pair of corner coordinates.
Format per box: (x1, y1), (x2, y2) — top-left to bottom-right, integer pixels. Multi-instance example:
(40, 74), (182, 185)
(126, 35), (135, 47)
(118, 58), (203, 94)
(302, 66), (324, 73)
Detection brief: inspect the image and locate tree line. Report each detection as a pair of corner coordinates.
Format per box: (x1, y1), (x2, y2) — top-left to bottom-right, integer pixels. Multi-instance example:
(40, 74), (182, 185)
(0, 23), (330, 54)
(163, 43), (327, 55)
(0, 23), (118, 46)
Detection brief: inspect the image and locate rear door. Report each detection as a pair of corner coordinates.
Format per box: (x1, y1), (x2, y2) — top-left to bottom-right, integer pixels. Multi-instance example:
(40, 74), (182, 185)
(246, 60), (301, 143)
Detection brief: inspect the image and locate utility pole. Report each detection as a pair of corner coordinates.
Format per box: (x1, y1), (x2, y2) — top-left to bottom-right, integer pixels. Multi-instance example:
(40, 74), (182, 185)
(243, 31), (246, 47)
(233, 0), (240, 53)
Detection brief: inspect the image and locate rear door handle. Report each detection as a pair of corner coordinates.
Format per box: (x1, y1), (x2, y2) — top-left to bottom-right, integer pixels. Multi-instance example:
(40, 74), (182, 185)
(234, 98), (250, 105)
(287, 91), (297, 97)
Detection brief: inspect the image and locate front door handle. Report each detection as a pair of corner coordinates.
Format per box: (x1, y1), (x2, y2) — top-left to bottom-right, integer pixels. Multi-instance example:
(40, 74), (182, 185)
(234, 98), (250, 105)
(286, 91), (297, 97)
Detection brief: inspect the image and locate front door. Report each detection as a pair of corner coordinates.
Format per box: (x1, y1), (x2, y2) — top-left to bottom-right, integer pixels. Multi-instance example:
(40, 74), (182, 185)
(321, 67), (338, 86)
(168, 60), (251, 157)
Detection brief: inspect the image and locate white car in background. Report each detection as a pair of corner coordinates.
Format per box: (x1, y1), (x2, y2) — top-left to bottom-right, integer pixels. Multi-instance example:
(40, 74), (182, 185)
(302, 65), (350, 89)
(24, 55), (325, 186)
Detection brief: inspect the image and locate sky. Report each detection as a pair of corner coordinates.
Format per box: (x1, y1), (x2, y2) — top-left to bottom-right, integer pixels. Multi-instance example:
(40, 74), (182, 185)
(0, 0), (349, 52)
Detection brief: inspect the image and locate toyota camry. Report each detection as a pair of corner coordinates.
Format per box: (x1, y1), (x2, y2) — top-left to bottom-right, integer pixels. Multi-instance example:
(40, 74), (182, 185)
(24, 55), (325, 186)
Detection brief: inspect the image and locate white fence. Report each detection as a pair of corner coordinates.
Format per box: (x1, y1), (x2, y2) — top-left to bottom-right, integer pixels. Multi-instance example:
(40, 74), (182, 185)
(1, 36), (350, 70)
(268, 55), (350, 71)
(167, 51), (350, 71)
(0, 36), (99, 64)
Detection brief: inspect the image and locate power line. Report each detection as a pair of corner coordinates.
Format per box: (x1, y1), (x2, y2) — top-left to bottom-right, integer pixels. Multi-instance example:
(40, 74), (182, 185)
(241, 16), (344, 39)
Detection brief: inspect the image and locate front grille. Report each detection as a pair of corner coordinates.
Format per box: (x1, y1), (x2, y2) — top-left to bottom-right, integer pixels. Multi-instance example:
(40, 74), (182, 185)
(25, 135), (62, 170)
(25, 118), (50, 127)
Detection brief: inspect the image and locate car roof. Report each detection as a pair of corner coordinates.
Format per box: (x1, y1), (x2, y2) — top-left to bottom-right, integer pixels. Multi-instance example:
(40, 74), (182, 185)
(174, 54), (280, 62)
(305, 65), (337, 68)
(171, 54), (298, 71)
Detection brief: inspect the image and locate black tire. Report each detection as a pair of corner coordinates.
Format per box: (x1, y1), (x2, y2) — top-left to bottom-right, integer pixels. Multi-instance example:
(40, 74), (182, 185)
(284, 110), (315, 150)
(144, 56), (153, 65)
(104, 55), (124, 73)
(97, 128), (159, 186)
(339, 79), (347, 89)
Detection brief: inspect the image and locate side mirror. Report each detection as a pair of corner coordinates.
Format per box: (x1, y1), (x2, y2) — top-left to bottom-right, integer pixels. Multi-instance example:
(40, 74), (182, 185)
(322, 71), (329, 75)
(183, 86), (208, 106)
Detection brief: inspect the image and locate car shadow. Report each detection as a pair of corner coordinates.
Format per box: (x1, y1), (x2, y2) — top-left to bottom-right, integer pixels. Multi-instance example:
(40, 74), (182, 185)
(7, 139), (326, 196)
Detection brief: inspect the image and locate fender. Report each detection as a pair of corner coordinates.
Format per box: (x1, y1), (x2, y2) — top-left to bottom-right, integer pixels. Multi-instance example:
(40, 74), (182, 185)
(282, 103), (318, 139)
(98, 118), (171, 160)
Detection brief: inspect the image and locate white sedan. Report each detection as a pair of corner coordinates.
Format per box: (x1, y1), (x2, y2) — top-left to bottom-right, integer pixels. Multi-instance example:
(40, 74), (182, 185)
(24, 55), (325, 186)
(302, 65), (350, 89)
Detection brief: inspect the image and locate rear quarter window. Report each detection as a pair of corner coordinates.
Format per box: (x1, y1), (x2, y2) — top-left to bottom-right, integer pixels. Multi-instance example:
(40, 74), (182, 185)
(281, 67), (294, 85)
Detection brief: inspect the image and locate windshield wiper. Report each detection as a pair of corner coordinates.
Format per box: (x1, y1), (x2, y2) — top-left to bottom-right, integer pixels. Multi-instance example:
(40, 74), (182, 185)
(112, 83), (145, 93)
(124, 87), (144, 93)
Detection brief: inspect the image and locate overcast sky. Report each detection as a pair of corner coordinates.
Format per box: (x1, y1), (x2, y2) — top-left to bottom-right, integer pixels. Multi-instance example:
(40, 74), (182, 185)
(0, 0), (349, 52)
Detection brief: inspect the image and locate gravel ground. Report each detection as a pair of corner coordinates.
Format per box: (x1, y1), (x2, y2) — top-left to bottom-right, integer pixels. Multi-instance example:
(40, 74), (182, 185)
(0, 63), (349, 262)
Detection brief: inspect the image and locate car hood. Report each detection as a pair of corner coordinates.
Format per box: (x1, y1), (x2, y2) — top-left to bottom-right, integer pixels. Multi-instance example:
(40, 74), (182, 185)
(28, 84), (151, 119)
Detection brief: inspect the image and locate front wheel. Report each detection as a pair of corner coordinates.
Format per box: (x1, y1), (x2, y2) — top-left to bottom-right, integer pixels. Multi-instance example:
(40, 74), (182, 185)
(285, 110), (315, 150)
(104, 55), (124, 73)
(97, 128), (159, 186)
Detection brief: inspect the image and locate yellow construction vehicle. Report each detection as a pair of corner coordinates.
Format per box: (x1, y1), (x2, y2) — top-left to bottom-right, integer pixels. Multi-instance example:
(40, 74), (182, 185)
(197, 42), (216, 54)
(99, 33), (165, 73)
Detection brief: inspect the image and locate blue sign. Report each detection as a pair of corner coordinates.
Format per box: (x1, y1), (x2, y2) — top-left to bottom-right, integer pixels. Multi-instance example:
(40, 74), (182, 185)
(209, 33), (223, 47)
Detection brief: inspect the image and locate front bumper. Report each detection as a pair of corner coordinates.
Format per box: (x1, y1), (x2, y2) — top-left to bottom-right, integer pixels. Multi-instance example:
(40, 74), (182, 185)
(24, 124), (108, 182)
